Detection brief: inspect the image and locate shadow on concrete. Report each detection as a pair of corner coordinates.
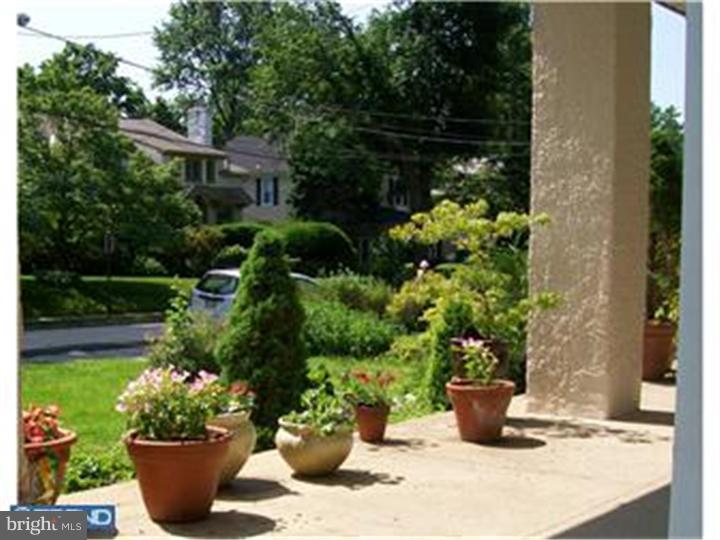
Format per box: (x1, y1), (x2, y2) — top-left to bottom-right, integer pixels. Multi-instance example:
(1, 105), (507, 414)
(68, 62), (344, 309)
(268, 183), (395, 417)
(614, 409), (674, 427)
(365, 437), (438, 452)
(485, 434), (547, 449)
(293, 468), (405, 490)
(506, 418), (663, 444)
(159, 510), (277, 538)
(217, 477), (297, 502)
(551, 484), (669, 539)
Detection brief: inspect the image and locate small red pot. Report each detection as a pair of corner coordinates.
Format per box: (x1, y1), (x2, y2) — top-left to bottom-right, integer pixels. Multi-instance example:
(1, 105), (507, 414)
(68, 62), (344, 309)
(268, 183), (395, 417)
(124, 426), (230, 523)
(354, 404), (390, 443)
(24, 429), (77, 504)
(446, 379), (515, 443)
(643, 320), (676, 380)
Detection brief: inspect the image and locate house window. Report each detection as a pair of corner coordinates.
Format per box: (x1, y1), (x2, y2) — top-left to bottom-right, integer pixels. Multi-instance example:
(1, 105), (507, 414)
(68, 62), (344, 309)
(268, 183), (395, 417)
(185, 158), (203, 183)
(387, 177), (408, 207)
(257, 175), (279, 207)
(205, 160), (216, 184)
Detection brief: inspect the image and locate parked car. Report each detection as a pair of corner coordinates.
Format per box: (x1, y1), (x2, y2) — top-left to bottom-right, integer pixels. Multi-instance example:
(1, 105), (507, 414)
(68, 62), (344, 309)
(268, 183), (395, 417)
(190, 268), (318, 317)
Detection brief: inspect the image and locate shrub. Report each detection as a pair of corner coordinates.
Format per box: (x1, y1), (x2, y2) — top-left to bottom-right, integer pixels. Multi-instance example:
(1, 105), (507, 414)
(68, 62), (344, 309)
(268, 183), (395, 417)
(387, 269), (450, 331)
(212, 244), (248, 269)
(318, 273), (393, 316)
(276, 221), (356, 275)
(215, 231), (307, 449)
(147, 290), (223, 375)
(180, 226), (225, 276)
(216, 222), (269, 248)
(303, 300), (400, 358)
(424, 298), (475, 410)
(64, 446), (134, 493)
(131, 255), (168, 276)
(387, 333), (432, 364)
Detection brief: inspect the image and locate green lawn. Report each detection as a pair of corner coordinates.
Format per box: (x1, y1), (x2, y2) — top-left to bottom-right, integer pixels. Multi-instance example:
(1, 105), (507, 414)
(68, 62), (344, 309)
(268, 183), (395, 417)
(21, 276), (197, 321)
(21, 358), (149, 453)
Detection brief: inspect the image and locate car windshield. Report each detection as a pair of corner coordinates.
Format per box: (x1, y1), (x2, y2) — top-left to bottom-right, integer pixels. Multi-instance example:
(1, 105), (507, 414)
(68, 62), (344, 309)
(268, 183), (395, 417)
(196, 274), (238, 295)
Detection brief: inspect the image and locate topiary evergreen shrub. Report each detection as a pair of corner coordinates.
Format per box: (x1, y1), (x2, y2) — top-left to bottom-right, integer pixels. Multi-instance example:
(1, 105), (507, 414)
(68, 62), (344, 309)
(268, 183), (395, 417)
(276, 221), (356, 275)
(215, 231), (308, 448)
(424, 298), (475, 410)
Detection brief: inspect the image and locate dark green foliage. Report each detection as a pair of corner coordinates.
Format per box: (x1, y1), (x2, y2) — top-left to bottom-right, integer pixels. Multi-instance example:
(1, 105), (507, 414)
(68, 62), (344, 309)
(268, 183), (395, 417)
(216, 222), (269, 249)
(65, 446), (134, 493)
(425, 299), (475, 410)
(276, 221), (356, 275)
(303, 300), (400, 358)
(318, 273), (393, 316)
(212, 244), (249, 269)
(20, 276), (196, 321)
(215, 231), (307, 448)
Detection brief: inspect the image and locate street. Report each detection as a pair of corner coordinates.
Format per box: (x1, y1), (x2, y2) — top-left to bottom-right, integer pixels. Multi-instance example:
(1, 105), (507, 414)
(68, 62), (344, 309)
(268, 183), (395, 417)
(22, 322), (164, 362)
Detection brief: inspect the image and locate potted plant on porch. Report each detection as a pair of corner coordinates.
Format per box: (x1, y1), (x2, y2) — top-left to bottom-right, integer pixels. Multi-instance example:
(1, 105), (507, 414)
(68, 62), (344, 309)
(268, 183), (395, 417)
(446, 337), (515, 442)
(275, 377), (354, 477)
(22, 404), (77, 504)
(206, 378), (257, 487)
(342, 369), (396, 443)
(117, 366), (230, 523)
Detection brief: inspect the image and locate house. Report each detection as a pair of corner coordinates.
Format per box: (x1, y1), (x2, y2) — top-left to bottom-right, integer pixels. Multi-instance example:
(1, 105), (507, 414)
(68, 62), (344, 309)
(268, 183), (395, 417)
(119, 108), (252, 224)
(219, 135), (292, 222)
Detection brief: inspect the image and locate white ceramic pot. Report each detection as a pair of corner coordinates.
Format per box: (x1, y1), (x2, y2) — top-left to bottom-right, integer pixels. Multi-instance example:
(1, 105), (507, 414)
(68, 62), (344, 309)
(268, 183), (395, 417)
(207, 411), (256, 486)
(275, 418), (353, 477)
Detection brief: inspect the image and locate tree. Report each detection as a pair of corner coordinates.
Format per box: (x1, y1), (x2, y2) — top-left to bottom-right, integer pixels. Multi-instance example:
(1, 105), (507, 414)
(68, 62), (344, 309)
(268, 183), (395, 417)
(647, 104), (683, 321)
(18, 49), (200, 273)
(153, 1), (272, 144)
(215, 232), (307, 448)
(248, 0), (532, 220)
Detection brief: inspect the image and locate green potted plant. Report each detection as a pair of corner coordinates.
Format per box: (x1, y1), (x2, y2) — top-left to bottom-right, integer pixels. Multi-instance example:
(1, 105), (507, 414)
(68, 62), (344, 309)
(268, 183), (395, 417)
(275, 378), (354, 477)
(446, 337), (515, 442)
(342, 369), (396, 443)
(644, 272), (679, 380)
(117, 366), (230, 523)
(204, 377), (257, 487)
(23, 404), (77, 504)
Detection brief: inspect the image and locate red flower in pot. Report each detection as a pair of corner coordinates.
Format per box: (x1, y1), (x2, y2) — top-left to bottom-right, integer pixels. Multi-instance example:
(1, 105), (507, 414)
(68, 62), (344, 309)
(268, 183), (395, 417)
(23, 404), (77, 504)
(446, 338), (515, 443)
(343, 369), (396, 443)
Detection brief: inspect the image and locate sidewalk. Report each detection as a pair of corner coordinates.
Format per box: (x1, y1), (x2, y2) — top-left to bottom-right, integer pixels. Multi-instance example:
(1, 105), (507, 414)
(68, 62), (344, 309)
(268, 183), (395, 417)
(62, 381), (674, 538)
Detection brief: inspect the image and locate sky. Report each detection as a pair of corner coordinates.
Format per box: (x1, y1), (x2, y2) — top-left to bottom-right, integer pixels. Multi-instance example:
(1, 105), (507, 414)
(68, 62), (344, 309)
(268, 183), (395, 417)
(16, 1), (686, 115)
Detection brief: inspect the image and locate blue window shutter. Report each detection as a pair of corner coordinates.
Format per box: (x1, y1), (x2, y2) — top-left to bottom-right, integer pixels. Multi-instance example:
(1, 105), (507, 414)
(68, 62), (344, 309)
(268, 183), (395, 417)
(255, 178), (261, 206)
(273, 177), (279, 206)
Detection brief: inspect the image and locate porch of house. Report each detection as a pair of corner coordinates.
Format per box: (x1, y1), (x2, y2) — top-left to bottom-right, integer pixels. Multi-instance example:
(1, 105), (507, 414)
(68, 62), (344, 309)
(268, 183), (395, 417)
(62, 380), (675, 538)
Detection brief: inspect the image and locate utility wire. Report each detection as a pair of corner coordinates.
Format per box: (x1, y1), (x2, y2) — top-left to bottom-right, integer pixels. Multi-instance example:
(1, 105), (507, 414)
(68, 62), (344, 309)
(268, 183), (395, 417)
(318, 104), (530, 126)
(19, 25), (156, 73)
(19, 30), (153, 39)
(353, 126), (531, 147)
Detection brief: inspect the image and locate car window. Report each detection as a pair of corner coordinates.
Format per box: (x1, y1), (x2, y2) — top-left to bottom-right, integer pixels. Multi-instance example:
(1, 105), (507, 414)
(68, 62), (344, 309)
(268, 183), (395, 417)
(196, 274), (238, 295)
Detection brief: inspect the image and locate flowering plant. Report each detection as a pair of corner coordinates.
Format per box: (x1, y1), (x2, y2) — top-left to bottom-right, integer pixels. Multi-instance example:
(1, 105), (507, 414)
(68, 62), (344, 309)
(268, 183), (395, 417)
(117, 366), (226, 441)
(23, 405), (65, 444)
(451, 337), (499, 385)
(341, 369), (396, 408)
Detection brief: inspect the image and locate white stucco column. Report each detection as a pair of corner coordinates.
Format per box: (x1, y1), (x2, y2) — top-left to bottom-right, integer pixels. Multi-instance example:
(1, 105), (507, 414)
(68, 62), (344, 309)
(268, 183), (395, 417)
(526, 2), (651, 418)
(669, 2), (702, 537)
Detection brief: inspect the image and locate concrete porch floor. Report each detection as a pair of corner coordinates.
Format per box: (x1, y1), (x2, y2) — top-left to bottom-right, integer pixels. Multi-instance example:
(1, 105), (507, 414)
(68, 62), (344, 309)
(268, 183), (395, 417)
(62, 381), (675, 539)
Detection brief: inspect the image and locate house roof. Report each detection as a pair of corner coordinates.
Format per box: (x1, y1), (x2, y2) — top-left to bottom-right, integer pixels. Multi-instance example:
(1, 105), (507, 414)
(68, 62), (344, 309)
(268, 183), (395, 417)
(119, 118), (226, 159)
(223, 136), (288, 173)
(190, 184), (253, 206)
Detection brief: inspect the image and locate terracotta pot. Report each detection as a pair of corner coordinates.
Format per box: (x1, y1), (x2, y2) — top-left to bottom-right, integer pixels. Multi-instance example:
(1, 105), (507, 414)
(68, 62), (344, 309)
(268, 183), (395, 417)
(446, 379), (515, 443)
(643, 321), (676, 380)
(23, 429), (77, 504)
(124, 426), (230, 523)
(207, 411), (257, 486)
(355, 404), (390, 443)
(275, 418), (353, 476)
(450, 337), (509, 380)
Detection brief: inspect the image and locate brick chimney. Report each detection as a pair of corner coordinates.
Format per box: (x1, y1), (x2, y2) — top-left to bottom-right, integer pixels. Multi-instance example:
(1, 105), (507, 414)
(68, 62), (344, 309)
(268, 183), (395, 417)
(186, 104), (212, 146)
